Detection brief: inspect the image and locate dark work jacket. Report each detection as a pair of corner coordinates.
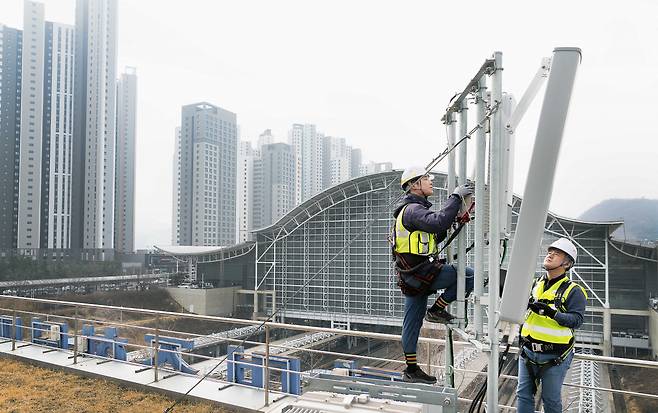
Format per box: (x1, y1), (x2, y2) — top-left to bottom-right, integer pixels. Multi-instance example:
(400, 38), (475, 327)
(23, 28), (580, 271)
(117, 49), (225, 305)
(392, 193), (462, 275)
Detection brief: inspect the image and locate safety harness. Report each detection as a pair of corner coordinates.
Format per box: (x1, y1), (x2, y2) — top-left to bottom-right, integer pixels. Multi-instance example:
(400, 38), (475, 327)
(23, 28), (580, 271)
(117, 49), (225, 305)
(390, 200), (474, 296)
(519, 277), (575, 395)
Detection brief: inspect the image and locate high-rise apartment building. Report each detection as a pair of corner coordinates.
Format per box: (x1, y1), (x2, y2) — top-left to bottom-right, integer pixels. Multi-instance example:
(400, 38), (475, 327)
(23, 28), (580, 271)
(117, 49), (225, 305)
(72, 0), (118, 254)
(323, 136), (352, 189)
(288, 123), (323, 204)
(173, 103), (237, 246)
(350, 148), (362, 179)
(360, 161), (393, 176)
(236, 140), (255, 243)
(257, 129), (274, 149)
(114, 68), (137, 253)
(1, 3), (76, 252)
(0, 24), (23, 251)
(40, 21), (75, 249)
(253, 143), (295, 229)
(1, 0), (131, 257)
(172, 127), (181, 245)
(17, 1), (45, 250)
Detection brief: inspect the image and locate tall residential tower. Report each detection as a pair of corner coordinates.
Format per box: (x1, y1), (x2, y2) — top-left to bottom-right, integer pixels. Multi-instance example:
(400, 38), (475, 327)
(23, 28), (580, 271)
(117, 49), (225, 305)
(173, 103), (237, 246)
(288, 123), (323, 204)
(41, 21), (75, 249)
(0, 24), (23, 250)
(236, 140), (255, 243)
(72, 0), (118, 255)
(17, 1), (45, 250)
(253, 143), (295, 229)
(114, 68), (137, 253)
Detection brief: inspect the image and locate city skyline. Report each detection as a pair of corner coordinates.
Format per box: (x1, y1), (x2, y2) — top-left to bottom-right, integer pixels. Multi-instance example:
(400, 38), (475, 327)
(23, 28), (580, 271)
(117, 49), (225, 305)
(3, 0), (657, 250)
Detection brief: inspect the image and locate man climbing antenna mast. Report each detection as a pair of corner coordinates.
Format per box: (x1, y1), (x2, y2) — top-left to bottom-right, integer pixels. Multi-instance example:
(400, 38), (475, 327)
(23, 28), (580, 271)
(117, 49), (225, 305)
(392, 166), (475, 384)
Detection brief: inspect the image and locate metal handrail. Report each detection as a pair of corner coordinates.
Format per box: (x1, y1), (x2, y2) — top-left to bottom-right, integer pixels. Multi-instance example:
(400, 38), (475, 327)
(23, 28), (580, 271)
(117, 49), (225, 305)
(2, 294), (658, 404)
(4, 294), (658, 370)
(0, 295), (470, 346)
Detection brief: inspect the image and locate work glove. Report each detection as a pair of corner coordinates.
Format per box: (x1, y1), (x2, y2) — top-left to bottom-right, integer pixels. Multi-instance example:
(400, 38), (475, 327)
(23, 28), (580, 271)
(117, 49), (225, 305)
(452, 183), (473, 200)
(528, 301), (557, 318)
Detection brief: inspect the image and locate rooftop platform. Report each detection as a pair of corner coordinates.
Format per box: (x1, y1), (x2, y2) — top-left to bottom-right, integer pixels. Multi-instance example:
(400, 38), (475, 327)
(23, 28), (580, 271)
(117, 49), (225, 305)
(0, 340), (295, 413)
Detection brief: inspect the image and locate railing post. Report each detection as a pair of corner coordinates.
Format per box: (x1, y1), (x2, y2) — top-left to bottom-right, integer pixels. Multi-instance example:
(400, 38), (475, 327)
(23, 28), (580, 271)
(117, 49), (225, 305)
(426, 340), (431, 376)
(264, 324), (270, 406)
(11, 306), (17, 351)
(73, 305), (79, 364)
(154, 315), (160, 382)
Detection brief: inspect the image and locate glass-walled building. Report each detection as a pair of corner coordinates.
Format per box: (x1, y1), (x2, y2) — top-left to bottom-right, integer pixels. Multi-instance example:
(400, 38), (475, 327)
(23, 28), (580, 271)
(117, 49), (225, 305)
(254, 171), (623, 351)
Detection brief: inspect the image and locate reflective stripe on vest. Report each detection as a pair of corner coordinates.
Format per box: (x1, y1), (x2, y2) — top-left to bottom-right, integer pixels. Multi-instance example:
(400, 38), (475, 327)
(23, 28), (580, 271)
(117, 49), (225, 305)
(394, 204), (438, 256)
(521, 276), (587, 344)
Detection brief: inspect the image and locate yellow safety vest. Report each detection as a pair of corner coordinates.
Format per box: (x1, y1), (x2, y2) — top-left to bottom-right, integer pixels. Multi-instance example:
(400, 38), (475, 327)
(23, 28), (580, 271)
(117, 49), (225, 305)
(521, 276), (587, 344)
(393, 205), (438, 256)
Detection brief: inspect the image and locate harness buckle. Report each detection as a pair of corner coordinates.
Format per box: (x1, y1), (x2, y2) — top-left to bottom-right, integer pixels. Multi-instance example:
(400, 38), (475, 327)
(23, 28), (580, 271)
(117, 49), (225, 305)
(531, 342), (543, 352)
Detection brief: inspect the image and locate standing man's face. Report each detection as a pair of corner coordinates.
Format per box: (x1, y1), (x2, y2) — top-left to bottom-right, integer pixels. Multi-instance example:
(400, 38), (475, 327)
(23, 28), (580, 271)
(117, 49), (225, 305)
(543, 248), (567, 270)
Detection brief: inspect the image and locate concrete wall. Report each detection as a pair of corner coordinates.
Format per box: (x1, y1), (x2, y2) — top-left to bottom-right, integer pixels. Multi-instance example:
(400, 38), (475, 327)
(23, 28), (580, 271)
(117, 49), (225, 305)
(166, 286), (240, 316)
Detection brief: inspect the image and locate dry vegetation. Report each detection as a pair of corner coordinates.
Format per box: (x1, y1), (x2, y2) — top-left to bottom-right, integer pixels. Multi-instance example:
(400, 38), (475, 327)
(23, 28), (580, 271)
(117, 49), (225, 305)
(0, 358), (225, 413)
(612, 364), (658, 413)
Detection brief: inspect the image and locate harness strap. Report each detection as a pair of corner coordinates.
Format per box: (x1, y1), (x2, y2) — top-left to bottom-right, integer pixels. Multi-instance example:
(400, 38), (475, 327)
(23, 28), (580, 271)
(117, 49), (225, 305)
(392, 250), (439, 296)
(520, 340), (573, 395)
(553, 279), (572, 312)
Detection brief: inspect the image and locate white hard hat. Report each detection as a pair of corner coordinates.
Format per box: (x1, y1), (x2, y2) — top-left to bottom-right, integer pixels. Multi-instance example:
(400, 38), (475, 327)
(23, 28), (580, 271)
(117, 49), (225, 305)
(400, 166), (431, 189)
(548, 238), (577, 263)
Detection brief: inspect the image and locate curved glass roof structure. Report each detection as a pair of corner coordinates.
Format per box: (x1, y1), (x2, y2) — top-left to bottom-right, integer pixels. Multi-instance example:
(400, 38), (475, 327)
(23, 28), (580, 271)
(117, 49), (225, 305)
(254, 171), (621, 349)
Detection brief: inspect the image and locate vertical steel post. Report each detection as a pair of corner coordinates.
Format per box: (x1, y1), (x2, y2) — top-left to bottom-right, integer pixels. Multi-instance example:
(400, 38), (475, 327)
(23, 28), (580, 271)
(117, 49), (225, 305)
(474, 78), (487, 338)
(445, 112), (457, 383)
(447, 113), (457, 194)
(154, 316), (160, 382)
(446, 112), (457, 312)
(264, 324), (270, 406)
(74, 305), (79, 364)
(604, 232), (612, 357)
(11, 307), (17, 351)
(457, 99), (468, 324)
(445, 328), (454, 387)
(487, 50), (503, 413)
(273, 242), (276, 319)
(254, 240), (259, 319)
(426, 340), (431, 375)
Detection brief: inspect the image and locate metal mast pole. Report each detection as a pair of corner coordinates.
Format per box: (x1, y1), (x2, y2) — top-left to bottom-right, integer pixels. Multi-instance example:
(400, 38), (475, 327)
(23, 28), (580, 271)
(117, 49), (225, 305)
(457, 99), (468, 324)
(445, 111), (457, 388)
(446, 112), (457, 274)
(447, 114), (457, 194)
(254, 241), (259, 319)
(487, 50), (503, 413)
(474, 78), (487, 338)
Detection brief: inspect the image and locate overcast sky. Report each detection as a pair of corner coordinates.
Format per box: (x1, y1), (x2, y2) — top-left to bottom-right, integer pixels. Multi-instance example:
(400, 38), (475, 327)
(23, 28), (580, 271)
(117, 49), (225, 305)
(3, 0), (657, 249)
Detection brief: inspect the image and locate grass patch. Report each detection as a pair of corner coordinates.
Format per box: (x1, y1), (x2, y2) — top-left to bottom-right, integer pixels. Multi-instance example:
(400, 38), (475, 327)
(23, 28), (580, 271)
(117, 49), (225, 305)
(0, 357), (228, 412)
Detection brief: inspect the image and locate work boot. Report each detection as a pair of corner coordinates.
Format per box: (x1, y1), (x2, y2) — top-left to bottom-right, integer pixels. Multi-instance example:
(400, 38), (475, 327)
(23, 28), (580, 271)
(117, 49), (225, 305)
(403, 366), (437, 384)
(424, 307), (455, 324)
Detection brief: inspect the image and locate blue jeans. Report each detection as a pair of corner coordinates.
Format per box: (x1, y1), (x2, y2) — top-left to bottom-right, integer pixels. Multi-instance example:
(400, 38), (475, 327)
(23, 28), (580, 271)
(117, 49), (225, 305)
(517, 348), (574, 413)
(401, 265), (474, 354)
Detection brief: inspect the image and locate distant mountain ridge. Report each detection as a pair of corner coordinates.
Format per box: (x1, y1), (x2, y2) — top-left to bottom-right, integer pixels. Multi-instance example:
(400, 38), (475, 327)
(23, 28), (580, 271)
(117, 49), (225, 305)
(578, 198), (658, 242)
